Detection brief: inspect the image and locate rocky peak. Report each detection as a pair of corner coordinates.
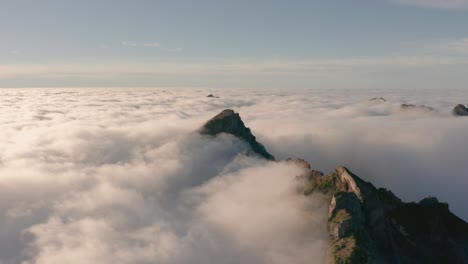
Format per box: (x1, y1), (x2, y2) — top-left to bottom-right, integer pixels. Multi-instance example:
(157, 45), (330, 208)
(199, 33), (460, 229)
(453, 104), (468, 116)
(302, 164), (468, 263)
(400, 104), (435, 112)
(370, 97), (386, 103)
(199, 110), (468, 263)
(200, 109), (275, 160)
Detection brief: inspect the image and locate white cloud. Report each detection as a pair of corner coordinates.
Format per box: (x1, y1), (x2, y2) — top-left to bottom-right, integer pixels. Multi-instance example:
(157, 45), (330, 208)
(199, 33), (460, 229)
(164, 47), (184, 52)
(0, 88), (333, 263)
(0, 88), (467, 264)
(121, 41), (160, 47)
(440, 38), (468, 54)
(0, 55), (467, 80)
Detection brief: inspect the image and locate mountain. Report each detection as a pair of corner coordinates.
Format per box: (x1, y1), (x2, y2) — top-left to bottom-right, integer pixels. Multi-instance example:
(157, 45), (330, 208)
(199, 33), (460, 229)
(199, 109), (275, 160)
(200, 109), (468, 264)
(369, 97), (386, 103)
(400, 104), (435, 112)
(302, 164), (468, 264)
(454, 104), (468, 116)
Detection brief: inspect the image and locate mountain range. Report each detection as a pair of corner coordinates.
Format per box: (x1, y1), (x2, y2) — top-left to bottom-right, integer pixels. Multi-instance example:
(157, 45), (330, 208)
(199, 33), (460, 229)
(200, 109), (468, 264)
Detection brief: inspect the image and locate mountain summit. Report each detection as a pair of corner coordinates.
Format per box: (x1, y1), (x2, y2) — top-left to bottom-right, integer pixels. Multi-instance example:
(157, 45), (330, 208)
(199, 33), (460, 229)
(302, 164), (468, 263)
(200, 109), (468, 263)
(454, 104), (468, 116)
(199, 109), (275, 160)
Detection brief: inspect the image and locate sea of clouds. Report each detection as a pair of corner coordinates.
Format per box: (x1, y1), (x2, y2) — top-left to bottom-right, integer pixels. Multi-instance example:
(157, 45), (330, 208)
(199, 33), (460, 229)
(0, 87), (467, 264)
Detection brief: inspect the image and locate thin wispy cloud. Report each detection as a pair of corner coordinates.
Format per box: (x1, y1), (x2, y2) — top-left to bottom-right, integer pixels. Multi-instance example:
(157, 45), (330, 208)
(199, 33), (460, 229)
(121, 41), (161, 47)
(443, 38), (468, 53)
(1, 56), (467, 80)
(392, 0), (468, 9)
(425, 37), (468, 54)
(164, 47), (184, 52)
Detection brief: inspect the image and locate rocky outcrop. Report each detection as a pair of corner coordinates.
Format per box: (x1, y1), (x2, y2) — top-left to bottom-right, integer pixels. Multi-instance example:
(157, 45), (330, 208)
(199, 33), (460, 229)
(301, 162), (468, 264)
(370, 97), (386, 103)
(206, 94), (220, 98)
(200, 109), (275, 160)
(200, 111), (468, 263)
(453, 104), (468, 116)
(400, 104), (435, 112)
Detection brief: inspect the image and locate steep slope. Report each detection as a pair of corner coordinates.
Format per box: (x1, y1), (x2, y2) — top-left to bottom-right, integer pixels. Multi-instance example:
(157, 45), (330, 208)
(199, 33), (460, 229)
(301, 164), (468, 264)
(200, 110), (468, 263)
(199, 109), (275, 160)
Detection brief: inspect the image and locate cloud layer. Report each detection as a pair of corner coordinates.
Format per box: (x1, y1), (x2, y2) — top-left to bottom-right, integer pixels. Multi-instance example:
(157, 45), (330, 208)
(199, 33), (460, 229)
(0, 87), (467, 263)
(0, 88), (330, 264)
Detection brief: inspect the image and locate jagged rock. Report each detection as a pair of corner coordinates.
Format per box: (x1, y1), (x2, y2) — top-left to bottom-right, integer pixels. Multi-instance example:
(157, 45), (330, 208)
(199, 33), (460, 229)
(370, 97), (386, 103)
(287, 159), (324, 179)
(400, 104), (435, 112)
(198, 112), (468, 263)
(329, 192), (365, 239)
(304, 165), (468, 264)
(287, 158), (311, 170)
(200, 109), (274, 160)
(418, 196), (440, 206)
(453, 104), (468, 116)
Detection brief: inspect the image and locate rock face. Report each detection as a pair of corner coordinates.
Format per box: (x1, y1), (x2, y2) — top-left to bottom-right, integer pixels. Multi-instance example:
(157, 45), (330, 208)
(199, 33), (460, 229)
(453, 104), (468, 116)
(199, 109), (275, 160)
(370, 97), (386, 103)
(400, 104), (435, 112)
(301, 163), (468, 264)
(200, 111), (468, 263)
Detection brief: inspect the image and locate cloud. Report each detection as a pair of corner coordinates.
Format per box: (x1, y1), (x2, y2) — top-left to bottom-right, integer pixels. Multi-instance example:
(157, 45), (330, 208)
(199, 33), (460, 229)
(164, 47), (184, 52)
(1, 88), (468, 263)
(121, 41), (160, 47)
(391, 0), (468, 9)
(0, 89), (332, 263)
(437, 38), (468, 54)
(1, 55), (467, 81)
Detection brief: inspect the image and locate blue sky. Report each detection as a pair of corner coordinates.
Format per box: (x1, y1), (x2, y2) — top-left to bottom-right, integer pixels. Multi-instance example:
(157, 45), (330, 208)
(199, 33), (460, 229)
(1, 0), (468, 88)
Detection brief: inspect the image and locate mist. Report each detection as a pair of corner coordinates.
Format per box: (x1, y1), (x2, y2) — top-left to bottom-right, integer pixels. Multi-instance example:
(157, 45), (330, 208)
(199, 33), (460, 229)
(0, 87), (467, 264)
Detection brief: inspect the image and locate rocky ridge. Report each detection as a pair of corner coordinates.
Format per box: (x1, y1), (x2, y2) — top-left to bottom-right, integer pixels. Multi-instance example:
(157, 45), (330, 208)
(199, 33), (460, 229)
(200, 109), (468, 264)
(199, 109), (274, 160)
(302, 165), (468, 264)
(400, 104), (435, 112)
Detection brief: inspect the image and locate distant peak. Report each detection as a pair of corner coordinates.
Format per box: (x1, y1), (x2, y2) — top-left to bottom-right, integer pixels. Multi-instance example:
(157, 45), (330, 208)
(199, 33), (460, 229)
(453, 104), (468, 116)
(200, 109), (275, 160)
(370, 97), (386, 102)
(212, 109), (235, 118)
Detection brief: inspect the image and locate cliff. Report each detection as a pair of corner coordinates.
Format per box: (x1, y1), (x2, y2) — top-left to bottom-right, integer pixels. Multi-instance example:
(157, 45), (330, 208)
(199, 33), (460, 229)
(201, 109), (468, 263)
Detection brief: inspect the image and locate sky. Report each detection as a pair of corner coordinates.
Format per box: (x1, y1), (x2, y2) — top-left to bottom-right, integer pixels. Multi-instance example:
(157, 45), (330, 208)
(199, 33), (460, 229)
(1, 0), (468, 88)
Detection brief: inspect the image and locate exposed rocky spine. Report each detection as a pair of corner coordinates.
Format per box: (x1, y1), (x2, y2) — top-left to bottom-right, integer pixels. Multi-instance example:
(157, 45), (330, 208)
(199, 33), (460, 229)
(200, 109), (275, 160)
(400, 104), (435, 112)
(370, 97), (386, 103)
(301, 163), (468, 264)
(200, 111), (468, 263)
